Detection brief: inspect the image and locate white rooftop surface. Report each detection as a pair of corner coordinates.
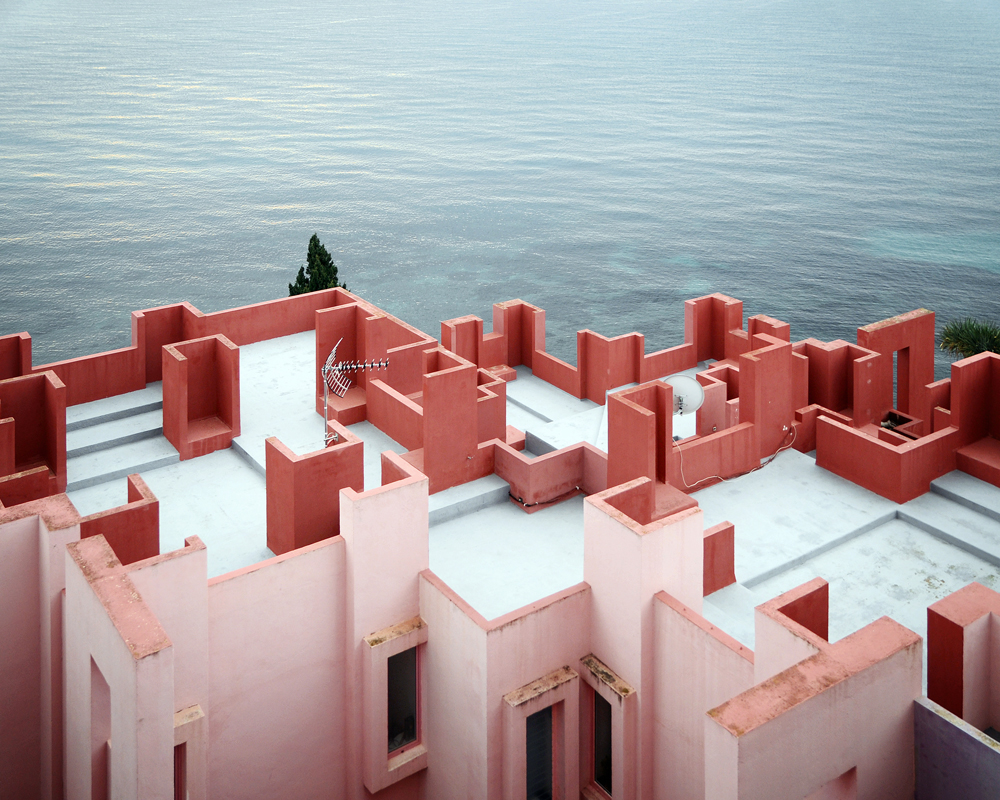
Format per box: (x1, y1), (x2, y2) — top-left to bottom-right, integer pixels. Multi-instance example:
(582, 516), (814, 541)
(62, 329), (1000, 662)
(698, 453), (1000, 689)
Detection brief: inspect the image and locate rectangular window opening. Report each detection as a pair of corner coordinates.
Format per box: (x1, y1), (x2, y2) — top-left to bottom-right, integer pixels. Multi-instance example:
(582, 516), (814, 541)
(174, 742), (187, 800)
(593, 691), (612, 795)
(526, 705), (553, 800)
(387, 647), (418, 754)
(91, 657), (111, 800)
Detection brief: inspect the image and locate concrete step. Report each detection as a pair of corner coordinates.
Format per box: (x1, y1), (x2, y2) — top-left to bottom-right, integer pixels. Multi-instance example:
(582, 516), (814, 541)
(429, 473), (511, 526)
(67, 436), (179, 492)
(931, 470), (1000, 525)
(900, 491), (1000, 568)
(66, 409), (163, 458)
(66, 383), (163, 432)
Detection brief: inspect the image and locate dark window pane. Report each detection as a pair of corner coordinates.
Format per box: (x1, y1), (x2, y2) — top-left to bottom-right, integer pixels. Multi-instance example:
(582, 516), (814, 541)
(594, 692), (613, 794)
(526, 705), (553, 800)
(387, 647), (417, 753)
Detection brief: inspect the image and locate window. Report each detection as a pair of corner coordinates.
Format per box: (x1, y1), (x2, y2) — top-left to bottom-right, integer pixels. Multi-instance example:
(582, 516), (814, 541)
(502, 666), (580, 800)
(363, 617), (428, 792)
(579, 654), (637, 800)
(174, 743), (186, 800)
(526, 705), (554, 800)
(387, 647), (418, 754)
(593, 692), (612, 794)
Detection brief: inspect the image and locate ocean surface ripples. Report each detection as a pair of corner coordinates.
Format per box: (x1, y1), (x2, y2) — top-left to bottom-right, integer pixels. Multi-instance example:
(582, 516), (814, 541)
(0, 0), (998, 378)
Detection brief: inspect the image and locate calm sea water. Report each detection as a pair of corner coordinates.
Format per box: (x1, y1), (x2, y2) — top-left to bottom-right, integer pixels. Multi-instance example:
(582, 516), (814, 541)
(1, 0), (998, 378)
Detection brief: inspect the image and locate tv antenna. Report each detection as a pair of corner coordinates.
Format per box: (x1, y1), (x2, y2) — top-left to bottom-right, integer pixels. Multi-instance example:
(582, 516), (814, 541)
(663, 374), (705, 417)
(321, 338), (388, 445)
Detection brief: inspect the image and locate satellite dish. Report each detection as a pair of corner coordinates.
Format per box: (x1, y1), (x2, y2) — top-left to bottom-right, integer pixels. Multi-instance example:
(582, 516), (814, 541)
(664, 374), (705, 416)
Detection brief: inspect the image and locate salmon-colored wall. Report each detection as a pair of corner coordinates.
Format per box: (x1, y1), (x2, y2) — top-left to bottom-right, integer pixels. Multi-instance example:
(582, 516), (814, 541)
(0, 371), (66, 498)
(422, 349), (478, 492)
(857, 308), (936, 423)
(495, 440), (607, 507)
(367, 379), (424, 451)
(162, 335), (240, 461)
(703, 521), (736, 596)
(265, 423), (365, 555)
(816, 417), (960, 504)
(80, 474), (159, 565)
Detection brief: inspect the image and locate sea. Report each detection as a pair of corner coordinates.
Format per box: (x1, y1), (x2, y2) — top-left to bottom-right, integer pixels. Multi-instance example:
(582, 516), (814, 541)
(1, 0), (998, 378)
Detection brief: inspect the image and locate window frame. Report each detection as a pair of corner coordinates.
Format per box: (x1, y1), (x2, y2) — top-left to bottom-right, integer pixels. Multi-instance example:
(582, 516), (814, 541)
(363, 616), (429, 792)
(502, 666), (580, 800)
(578, 654), (637, 800)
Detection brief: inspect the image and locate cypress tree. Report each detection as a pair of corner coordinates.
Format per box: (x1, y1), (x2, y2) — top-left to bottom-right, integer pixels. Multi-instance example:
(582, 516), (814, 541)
(289, 234), (343, 295)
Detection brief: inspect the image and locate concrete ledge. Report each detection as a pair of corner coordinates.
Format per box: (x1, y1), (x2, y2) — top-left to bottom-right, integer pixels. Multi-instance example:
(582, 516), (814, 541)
(931, 471), (1000, 525)
(65, 383), (163, 431)
(428, 473), (510, 526)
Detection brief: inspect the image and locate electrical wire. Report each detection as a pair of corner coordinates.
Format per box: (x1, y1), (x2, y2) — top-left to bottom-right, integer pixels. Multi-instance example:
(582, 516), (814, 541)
(673, 424), (797, 490)
(509, 486), (582, 509)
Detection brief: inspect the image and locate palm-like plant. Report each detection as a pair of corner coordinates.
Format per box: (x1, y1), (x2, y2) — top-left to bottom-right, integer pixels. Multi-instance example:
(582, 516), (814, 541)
(939, 318), (1000, 359)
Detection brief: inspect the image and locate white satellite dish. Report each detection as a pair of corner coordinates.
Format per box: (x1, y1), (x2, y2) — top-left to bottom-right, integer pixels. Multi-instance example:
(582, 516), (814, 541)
(664, 374), (705, 416)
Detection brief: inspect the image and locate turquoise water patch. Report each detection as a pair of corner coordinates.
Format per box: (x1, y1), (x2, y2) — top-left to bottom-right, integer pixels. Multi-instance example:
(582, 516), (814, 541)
(864, 231), (1000, 274)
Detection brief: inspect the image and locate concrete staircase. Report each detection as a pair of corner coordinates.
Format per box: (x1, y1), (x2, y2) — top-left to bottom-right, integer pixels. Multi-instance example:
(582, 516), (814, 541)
(66, 384), (179, 492)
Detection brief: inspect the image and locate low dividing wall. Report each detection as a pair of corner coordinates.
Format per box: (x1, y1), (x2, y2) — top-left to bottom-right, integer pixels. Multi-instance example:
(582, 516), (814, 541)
(816, 418), (960, 504)
(494, 440), (608, 507)
(79, 475), (159, 565)
(264, 421), (364, 555)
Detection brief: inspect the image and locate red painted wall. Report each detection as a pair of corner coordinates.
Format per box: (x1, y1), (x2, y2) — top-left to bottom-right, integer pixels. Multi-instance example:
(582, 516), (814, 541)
(162, 336), (240, 461)
(265, 424), (364, 555)
(80, 475), (159, 565)
(0, 332), (31, 381)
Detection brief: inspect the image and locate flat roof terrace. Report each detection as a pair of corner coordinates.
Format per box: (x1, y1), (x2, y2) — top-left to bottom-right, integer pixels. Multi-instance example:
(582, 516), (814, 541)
(63, 328), (1000, 665)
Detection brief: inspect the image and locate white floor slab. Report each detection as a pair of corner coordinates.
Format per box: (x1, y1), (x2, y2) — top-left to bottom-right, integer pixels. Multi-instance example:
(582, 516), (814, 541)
(428, 495), (585, 621)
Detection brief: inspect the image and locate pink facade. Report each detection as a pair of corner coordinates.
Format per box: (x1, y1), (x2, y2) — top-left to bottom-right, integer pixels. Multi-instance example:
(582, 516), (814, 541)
(1, 288), (999, 799)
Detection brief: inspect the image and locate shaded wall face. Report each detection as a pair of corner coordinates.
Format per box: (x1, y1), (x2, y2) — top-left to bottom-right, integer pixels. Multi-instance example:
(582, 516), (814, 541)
(183, 343), (219, 421)
(0, 377), (46, 467)
(0, 515), (42, 800)
(915, 698), (1000, 800)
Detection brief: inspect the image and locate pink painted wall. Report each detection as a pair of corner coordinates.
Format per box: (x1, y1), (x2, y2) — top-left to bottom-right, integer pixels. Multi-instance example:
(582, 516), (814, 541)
(208, 537), (347, 799)
(926, 582), (1000, 729)
(706, 616), (921, 800)
(0, 514), (44, 800)
(419, 572), (491, 799)
(584, 486), (704, 799)
(340, 453), (429, 799)
(652, 591), (753, 800)
(64, 536), (175, 800)
(418, 571), (592, 800)
(127, 539), (209, 724)
(485, 586), (590, 800)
